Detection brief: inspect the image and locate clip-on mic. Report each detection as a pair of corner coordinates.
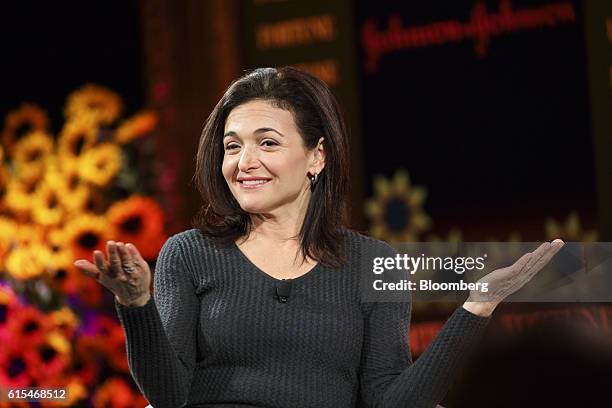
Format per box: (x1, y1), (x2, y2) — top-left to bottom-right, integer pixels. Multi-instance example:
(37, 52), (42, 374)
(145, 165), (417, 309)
(275, 279), (292, 303)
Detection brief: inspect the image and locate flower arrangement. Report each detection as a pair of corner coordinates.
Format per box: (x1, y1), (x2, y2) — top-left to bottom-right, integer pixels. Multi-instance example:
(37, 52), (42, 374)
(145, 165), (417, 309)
(0, 85), (164, 406)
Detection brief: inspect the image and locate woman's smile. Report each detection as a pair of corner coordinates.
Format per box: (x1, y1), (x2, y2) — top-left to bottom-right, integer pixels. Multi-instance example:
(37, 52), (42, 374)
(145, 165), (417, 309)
(238, 178), (272, 189)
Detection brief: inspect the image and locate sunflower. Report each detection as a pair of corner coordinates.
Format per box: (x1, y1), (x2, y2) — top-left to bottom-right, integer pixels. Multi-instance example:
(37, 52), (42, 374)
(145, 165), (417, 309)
(4, 243), (52, 281)
(78, 143), (122, 188)
(115, 110), (158, 144)
(31, 181), (66, 227)
(47, 156), (91, 212)
(545, 211), (598, 242)
(4, 176), (41, 216)
(44, 228), (85, 295)
(92, 377), (147, 408)
(63, 213), (114, 262)
(12, 130), (54, 184)
(365, 169), (431, 242)
(65, 84), (123, 125)
(49, 307), (80, 339)
(1, 103), (49, 158)
(57, 113), (99, 159)
(106, 195), (167, 260)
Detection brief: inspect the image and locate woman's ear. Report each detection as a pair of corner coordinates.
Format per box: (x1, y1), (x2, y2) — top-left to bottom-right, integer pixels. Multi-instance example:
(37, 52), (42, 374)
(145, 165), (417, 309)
(313, 137), (325, 173)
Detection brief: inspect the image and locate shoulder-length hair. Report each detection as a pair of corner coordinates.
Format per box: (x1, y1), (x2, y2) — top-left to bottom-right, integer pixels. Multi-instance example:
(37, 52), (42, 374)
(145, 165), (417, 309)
(192, 66), (350, 268)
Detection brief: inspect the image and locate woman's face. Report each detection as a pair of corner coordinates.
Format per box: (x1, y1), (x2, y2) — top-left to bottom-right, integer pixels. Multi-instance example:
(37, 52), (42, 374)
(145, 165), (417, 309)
(222, 100), (324, 217)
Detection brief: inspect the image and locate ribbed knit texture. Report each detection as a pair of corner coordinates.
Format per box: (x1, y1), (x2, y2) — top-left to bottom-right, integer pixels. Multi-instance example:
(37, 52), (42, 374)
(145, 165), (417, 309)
(115, 228), (490, 408)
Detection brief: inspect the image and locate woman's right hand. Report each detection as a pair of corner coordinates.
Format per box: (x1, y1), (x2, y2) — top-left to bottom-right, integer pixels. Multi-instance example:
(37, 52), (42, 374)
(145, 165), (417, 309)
(73, 241), (152, 307)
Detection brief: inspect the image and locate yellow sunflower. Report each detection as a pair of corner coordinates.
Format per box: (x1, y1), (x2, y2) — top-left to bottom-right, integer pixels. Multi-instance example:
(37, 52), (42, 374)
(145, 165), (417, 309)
(545, 211), (598, 242)
(78, 143), (122, 187)
(45, 229), (84, 295)
(5, 242), (53, 281)
(115, 110), (158, 144)
(365, 169), (431, 242)
(12, 130), (54, 183)
(47, 155), (91, 212)
(106, 195), (167, 260)
(49, 307), (80, 338)
(65, 84), (123, 125)
(31, 181), (66, 227)
(4, 176), (42, 216)
(57, 113), (99, 159)
(63, 213), (115, 262)
(2, 103), (49, 157)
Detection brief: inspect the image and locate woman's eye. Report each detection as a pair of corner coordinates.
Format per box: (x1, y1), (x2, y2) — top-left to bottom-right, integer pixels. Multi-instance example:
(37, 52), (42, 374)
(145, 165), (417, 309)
(225, 144), (238, 150)
(262, 140), (278, 147)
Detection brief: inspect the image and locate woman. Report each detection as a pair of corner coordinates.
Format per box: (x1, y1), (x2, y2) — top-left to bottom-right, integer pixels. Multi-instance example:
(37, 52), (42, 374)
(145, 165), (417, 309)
(74, 67), (563, 408)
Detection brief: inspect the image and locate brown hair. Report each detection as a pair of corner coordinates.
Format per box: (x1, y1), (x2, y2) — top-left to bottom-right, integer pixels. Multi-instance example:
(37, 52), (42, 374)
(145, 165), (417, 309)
(192, 67), (350, 268)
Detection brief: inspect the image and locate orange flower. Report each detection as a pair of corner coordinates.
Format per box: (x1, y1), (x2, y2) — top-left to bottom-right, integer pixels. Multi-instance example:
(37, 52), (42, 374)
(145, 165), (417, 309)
(115, 110), (158, 144)
(106, 195), (167, 260)
(25, 331), (72, 384)
(0, 345), (38, 387)
(63, 214), (114, 263)
(5, 305), (52, 347)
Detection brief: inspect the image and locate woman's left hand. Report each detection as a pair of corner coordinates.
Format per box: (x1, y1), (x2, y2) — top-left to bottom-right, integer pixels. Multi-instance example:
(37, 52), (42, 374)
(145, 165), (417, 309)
(463, 239), (564, 316)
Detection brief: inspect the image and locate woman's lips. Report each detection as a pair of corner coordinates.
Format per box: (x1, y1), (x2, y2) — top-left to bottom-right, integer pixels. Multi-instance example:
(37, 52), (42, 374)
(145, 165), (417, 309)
(238, 179), (271, 189)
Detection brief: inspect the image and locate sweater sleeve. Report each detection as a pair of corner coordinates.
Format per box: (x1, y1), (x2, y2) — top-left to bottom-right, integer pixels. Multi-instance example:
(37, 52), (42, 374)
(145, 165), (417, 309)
(358, 241), (490, 408)
(115, 235), (200, 408)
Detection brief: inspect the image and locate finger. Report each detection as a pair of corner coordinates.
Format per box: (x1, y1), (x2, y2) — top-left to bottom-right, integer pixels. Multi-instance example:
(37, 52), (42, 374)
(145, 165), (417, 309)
(527, 240), (564, 276)
(94, 250), (114, 278)
(117, 242), (136, 274)
(107, 241), (124, 278)
(73, 259), (100, 279)
(126, 243), (147, 268)
(522, 242), (551, 272)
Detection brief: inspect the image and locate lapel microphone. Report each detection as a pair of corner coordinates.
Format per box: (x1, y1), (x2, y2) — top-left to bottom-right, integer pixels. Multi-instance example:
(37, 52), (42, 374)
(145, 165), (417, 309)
(275, 279), (292, 303)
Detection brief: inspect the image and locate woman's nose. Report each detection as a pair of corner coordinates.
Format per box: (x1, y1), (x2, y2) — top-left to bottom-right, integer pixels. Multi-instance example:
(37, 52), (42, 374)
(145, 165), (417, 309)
(237, 146), (260, 171)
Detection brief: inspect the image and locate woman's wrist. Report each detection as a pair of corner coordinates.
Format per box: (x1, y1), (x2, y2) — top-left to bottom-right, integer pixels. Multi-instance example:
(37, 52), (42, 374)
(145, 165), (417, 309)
(115, 293), (151, 308)
(462, 301), (498, 317)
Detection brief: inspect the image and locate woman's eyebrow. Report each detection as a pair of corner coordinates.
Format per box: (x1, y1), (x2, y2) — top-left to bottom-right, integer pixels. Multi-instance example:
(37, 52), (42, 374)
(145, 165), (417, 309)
(223, 128), (285, 138)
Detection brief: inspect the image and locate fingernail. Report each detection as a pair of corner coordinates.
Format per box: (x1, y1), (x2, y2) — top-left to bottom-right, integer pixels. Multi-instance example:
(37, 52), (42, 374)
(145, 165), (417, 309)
(552, 238), (564, 244)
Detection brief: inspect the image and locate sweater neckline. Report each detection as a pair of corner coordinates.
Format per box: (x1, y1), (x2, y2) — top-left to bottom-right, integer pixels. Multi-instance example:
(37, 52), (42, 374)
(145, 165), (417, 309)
(231, 240), (321, 283)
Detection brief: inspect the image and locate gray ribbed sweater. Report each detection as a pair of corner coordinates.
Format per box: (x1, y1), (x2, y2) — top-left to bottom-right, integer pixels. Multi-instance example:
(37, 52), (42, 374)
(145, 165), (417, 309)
(115, 228), (490, 408)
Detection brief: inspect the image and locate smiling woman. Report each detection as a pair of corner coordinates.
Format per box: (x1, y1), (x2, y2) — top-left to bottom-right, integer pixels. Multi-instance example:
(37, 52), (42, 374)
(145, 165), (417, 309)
(74, 66), (562, 408)
(221, 100), (324, 221)
(193, 67), (350, 268)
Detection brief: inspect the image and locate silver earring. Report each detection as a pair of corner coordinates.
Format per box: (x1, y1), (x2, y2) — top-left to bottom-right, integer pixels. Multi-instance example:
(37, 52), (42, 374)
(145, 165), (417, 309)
(310, 172), (318, 190)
